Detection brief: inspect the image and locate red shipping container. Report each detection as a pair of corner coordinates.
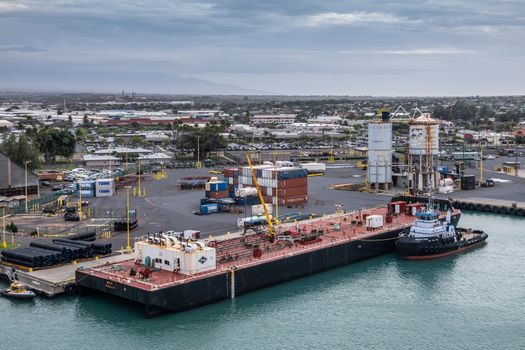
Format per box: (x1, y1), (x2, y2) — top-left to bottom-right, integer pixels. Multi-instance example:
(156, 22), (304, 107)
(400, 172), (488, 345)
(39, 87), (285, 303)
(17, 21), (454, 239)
(208, 190), (229, 199)
(277, 195), (308, 205)
(277, 177), (307, 189)
(276, 186), (308, 197)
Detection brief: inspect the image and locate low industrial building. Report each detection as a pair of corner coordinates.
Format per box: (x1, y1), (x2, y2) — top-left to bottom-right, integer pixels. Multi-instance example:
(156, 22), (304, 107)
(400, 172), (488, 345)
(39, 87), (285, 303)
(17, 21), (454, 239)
(94, 147), (152, 160)
(83, 154), (120, 168)
(138, 152), (171, 165)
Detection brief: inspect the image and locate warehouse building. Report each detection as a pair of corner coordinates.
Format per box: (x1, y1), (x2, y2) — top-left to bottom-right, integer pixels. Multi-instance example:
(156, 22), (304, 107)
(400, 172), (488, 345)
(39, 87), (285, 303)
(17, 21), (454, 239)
(83, 154), (120, 168)
(0, 152), (39, 197)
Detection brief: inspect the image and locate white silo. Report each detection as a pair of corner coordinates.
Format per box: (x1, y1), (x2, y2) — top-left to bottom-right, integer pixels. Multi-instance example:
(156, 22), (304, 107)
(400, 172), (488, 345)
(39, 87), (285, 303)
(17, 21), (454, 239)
(367, 111), (392, 190)
(408, 113), (440, 193)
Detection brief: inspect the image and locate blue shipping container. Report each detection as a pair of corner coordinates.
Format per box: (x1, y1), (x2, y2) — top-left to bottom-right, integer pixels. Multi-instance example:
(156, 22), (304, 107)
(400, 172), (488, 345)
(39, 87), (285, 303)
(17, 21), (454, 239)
(77, 181), (96, 190)
(235, 196), (259, 206)
(277, 169), (308, 180)
(210, 181), (228, 192)
(200, 204), (219, 214)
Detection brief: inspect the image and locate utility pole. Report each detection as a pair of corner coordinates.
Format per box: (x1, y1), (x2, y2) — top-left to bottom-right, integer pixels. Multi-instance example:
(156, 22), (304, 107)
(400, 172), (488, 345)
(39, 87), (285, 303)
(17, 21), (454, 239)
(24, 160), (30, 213)
(479, 141), (483, 185)
(196, 135), (201, 168)
(137, 159), (142, 196)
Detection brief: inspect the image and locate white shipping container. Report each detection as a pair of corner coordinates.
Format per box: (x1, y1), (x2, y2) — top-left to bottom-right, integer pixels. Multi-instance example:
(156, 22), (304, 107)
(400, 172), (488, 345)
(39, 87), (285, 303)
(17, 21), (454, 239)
(300, 162), (326, 174)
(96, 188), (114, 197)
(96, 178), (115, 187)
(366, 214), (384, 229)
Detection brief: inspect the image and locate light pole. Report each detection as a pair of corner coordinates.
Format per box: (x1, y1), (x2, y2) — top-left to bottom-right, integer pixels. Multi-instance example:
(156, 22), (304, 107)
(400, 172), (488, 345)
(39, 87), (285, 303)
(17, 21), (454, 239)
(2, 207), (6, 249)
(24, 160), (31, 213)
(196, 135), (201, 168)
(137, 158), (142, 196)
(126, 186), (131, 252)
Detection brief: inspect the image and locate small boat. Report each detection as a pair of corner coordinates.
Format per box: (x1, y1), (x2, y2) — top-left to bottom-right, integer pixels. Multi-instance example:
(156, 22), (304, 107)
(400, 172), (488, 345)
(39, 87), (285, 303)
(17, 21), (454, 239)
(396, 208), (488, 260)
(0, 282), (36, 300)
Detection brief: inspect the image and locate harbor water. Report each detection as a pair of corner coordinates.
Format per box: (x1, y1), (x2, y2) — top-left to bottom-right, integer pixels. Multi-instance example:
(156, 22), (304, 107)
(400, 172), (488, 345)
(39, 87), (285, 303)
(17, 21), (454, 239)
(1, 212), (524, 350)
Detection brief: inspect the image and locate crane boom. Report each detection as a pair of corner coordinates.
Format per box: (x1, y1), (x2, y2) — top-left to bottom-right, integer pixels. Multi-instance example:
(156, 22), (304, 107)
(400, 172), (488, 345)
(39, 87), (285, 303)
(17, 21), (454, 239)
(245, 153), (276, 237)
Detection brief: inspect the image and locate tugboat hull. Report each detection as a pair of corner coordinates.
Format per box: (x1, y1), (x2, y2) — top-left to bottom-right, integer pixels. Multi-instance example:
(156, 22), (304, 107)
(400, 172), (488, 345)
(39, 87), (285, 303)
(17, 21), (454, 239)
(396, 229), (488, 260)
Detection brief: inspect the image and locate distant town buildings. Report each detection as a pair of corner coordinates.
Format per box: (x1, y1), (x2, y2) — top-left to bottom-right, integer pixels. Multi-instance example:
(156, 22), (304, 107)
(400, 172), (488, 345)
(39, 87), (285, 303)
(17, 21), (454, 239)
(250, 114), (296, 124)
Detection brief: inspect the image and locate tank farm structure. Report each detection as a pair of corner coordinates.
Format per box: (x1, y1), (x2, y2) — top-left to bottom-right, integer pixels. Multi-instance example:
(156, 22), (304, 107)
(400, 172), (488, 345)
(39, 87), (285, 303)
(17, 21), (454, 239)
(76, 196), (459, 317)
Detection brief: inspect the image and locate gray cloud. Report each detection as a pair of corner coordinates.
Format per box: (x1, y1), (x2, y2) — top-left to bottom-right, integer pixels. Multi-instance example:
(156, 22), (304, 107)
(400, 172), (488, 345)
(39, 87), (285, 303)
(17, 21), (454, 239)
(0, 0), (523, 95)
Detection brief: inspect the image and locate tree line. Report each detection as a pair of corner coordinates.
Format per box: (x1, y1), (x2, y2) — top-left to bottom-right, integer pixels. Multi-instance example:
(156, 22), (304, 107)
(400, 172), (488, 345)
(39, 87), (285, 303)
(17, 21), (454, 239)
(0, 127), (75, 169)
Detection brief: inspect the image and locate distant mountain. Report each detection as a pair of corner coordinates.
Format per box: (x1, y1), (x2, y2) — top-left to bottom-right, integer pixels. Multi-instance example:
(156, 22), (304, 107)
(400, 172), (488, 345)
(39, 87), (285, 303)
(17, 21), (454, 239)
(0, 69), (266, 95)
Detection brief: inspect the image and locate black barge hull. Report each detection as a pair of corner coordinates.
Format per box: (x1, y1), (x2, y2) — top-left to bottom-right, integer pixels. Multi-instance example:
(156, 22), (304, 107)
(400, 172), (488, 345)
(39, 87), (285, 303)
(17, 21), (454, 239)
(77, 228), (403, 317)
(76, 213), (461, 317)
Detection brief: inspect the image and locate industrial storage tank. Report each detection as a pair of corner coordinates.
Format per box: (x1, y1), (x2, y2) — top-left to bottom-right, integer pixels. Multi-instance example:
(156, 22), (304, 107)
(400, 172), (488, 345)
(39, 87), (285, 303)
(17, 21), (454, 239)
(409, 114), (439, 155)
(368, 120), (392, 188)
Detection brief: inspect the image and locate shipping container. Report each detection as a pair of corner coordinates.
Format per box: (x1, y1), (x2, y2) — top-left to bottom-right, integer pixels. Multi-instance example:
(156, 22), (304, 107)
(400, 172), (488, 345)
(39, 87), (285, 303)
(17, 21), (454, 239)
(271, 195), (308, 206)
(77, 181), (96, 190)
(78, 189), (95, 198)
(95, 188), (114, 197)
(200, 204), (219, 214)
(207, 190), (229, 199)
(208, 181), (228, 192)
(299, 162), (326, 174)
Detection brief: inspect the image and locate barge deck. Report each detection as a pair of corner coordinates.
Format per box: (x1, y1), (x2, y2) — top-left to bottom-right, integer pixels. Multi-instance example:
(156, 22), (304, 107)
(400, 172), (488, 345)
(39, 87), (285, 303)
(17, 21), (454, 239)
(77, 205), (460, 316)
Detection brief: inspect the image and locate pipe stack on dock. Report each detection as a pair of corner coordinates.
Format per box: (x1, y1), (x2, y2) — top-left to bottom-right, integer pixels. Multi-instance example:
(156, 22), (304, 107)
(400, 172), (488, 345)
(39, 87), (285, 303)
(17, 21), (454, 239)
(1, 233), (112, 268)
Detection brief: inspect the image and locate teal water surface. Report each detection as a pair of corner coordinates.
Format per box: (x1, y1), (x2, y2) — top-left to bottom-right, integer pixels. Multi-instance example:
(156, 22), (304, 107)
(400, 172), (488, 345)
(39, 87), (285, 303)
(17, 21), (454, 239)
(1, 212), (524, 350)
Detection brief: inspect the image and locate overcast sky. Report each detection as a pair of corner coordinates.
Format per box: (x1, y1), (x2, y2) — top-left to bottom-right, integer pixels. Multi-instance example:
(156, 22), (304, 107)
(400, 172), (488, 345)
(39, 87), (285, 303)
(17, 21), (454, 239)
(0, 0), (524, 95)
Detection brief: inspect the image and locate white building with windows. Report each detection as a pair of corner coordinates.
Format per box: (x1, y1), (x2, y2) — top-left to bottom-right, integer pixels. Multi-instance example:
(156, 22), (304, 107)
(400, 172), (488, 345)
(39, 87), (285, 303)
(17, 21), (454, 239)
(250, 114), (296, 124)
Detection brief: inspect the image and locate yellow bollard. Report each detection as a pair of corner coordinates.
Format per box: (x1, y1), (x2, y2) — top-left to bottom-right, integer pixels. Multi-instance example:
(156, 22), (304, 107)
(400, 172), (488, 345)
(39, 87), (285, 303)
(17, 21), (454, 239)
(95, 256), (99, 260)
(72, 260), (77, 266)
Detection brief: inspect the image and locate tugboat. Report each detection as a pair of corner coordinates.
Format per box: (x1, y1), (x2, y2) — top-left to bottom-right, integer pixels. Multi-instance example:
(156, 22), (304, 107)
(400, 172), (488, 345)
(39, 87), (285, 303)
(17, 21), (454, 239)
(0, 282), (36, 300)
(396, 206), (488, 260)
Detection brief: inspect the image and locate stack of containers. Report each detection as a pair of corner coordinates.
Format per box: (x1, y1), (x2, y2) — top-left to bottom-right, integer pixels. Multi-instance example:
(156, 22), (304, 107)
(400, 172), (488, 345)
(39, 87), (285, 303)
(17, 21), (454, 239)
(77, 180), (95, 198)
(269, 167), (308, 206)
(95, 178), (115, 197)
(228, 166), (308, 206)
(205, 181), (229, 199)
(223, 168), (239, 197)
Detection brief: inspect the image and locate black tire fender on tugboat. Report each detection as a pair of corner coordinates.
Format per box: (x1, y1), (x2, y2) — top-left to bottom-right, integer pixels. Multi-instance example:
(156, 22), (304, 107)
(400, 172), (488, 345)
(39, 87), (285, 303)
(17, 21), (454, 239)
(517, 208), (525, 216)
(467, 203), (476, 210)
(482, 204), (491, 212)
(490, 205), (500, 213)
(474, 204), (483, 211)
(508, 207), (517, 215)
